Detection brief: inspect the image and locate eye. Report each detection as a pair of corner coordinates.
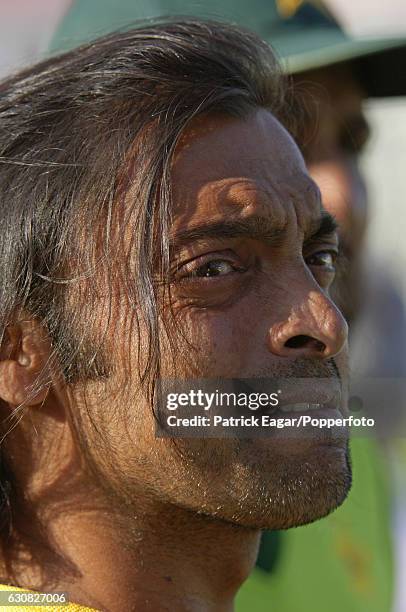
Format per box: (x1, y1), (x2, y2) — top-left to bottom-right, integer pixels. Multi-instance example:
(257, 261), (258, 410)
(172, 251), (248, 285)
(306, 250), (337, 269)
(194, 259), (236, 278)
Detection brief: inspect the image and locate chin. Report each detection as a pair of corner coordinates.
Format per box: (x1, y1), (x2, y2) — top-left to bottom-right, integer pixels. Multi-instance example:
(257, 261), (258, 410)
(219, 439), (352, 531)
(161, 434), (351, 531)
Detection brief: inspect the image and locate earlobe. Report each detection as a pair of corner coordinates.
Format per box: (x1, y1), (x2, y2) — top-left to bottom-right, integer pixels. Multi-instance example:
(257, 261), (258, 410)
(0, 359), (49, 406)
(0, 319), (51, 408)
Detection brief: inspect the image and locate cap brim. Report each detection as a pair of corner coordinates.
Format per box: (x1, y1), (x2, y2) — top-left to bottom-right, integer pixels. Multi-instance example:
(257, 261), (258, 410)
(271, 29), (406, 97)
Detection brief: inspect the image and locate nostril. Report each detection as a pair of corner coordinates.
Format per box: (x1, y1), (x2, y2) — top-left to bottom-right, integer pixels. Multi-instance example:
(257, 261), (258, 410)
(284, 335), (326, 352)
(285, 335), (310, 349)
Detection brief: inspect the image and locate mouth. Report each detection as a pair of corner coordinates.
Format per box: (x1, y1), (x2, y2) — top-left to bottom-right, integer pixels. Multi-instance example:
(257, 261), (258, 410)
(266, 379), (344, 418)
(261, 397), (347, 445)
(272, 404), (343, 422)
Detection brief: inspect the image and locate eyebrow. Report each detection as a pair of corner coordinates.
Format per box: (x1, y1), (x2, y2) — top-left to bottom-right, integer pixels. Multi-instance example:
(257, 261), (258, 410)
(305, 213), (339, 243)
(171, 212), (338, 250)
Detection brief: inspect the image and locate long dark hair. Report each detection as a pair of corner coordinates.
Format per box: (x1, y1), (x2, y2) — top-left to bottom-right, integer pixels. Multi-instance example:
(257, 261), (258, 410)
(0, 18), (290, 544)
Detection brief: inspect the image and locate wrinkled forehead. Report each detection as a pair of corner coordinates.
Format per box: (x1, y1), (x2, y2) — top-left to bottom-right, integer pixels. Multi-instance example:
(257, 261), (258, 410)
(170, 109), (322, 231)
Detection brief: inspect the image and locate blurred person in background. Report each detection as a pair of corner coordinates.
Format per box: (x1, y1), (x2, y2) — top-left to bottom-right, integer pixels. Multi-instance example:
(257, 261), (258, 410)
(39, 1), (406, 611)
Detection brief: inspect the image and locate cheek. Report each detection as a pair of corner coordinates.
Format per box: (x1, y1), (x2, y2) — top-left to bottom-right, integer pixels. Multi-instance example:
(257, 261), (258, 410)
(163, 303), (261, 377)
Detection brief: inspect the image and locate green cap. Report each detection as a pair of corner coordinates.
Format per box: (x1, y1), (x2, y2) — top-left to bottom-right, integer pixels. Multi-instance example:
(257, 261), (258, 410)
(51, 0), (406, 97)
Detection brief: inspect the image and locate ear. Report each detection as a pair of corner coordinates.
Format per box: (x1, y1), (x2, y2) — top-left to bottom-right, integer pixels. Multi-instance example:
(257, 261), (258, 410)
(0, 319), (52, 407)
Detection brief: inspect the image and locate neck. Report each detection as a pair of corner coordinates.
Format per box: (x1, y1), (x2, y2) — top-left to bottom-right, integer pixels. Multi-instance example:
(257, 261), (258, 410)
(4, 486), (260, 611)
(1, 406), (260, 611)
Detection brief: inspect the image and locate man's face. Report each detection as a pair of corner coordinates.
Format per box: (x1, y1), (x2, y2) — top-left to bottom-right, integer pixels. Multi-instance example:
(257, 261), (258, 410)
(74, 109), (350, 530)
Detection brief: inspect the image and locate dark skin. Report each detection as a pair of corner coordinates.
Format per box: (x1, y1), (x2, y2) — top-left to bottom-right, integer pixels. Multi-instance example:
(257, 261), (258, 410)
(0, 108), (349, 611)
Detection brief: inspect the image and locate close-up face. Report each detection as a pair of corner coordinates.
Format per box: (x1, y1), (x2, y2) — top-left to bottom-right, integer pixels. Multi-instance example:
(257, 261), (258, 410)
(74, 108), (351, 531)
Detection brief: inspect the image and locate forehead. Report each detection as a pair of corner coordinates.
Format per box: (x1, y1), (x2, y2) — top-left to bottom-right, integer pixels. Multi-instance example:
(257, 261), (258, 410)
(171, 108), (321, 230)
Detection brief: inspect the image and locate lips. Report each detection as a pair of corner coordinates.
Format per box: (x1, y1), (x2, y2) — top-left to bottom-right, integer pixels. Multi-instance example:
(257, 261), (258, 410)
(270, 378), (343, 415)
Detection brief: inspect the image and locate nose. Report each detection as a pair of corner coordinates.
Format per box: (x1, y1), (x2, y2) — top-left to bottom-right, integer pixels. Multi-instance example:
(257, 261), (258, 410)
(268, 289), (348, 360)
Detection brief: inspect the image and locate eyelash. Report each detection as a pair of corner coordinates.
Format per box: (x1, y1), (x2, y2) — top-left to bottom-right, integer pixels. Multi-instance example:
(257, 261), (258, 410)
(174, 248), (338, 284)
(176, 254), (245, 281)
(306, 249), (338, 269)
